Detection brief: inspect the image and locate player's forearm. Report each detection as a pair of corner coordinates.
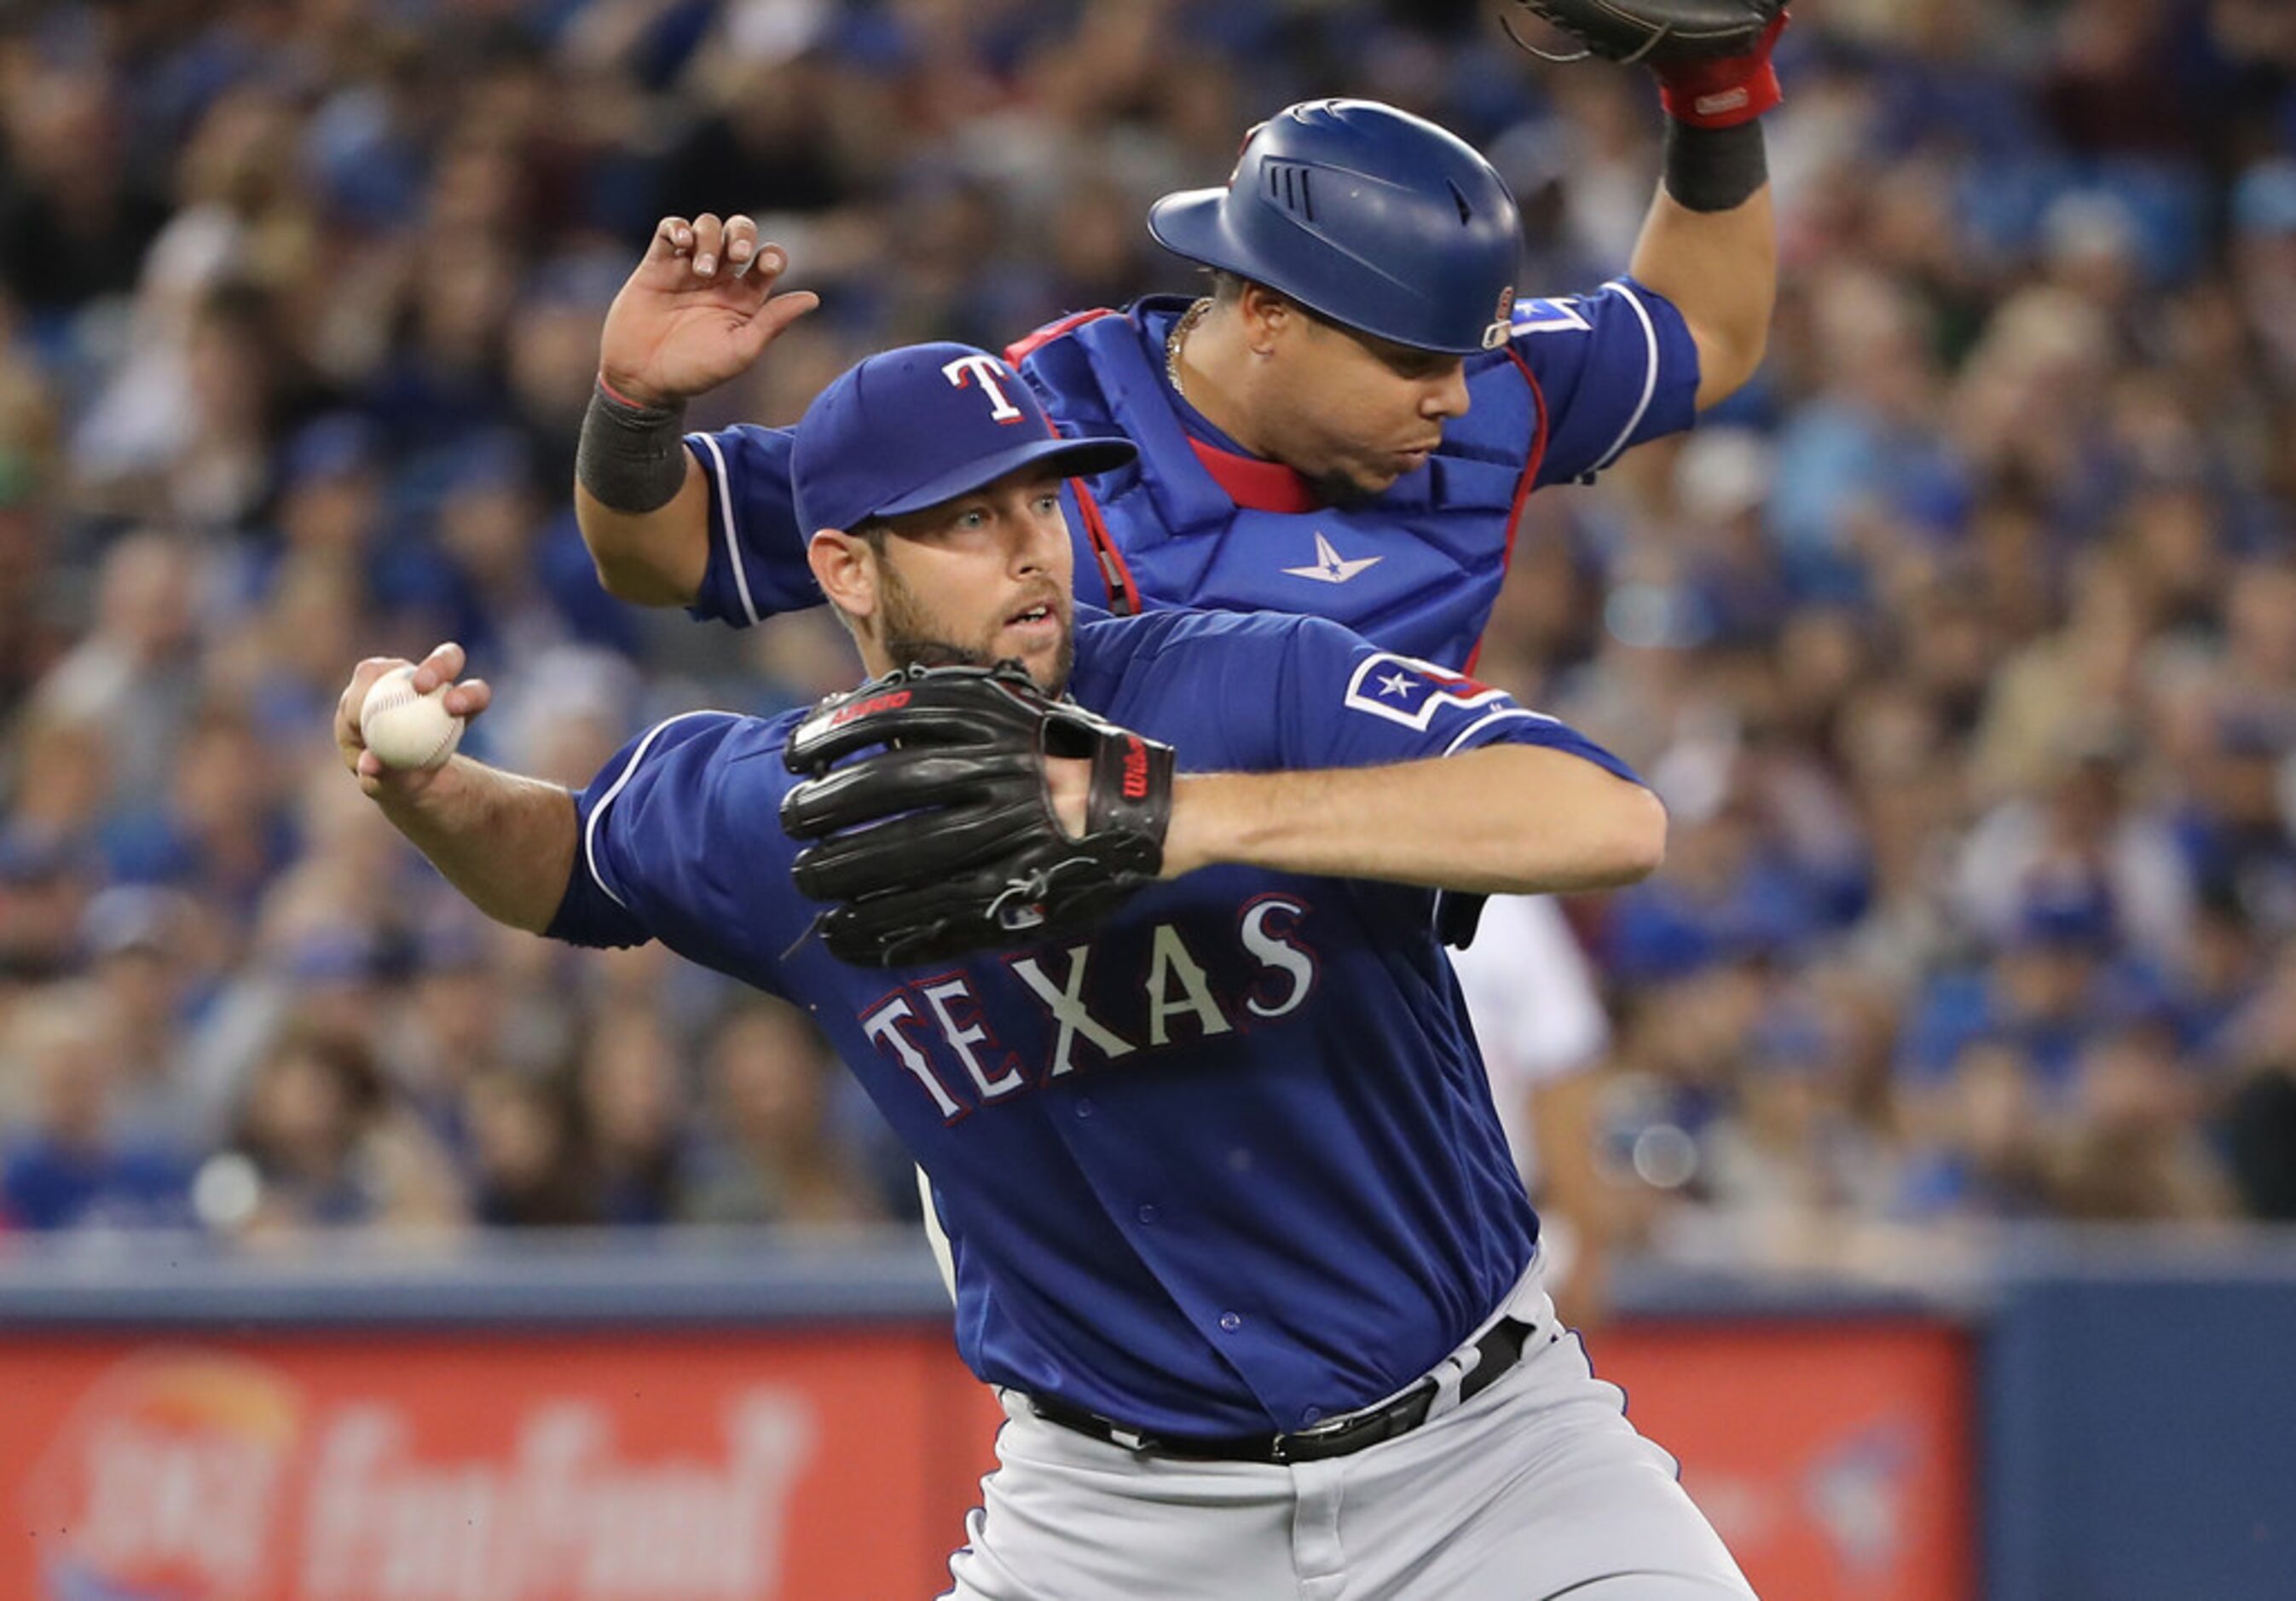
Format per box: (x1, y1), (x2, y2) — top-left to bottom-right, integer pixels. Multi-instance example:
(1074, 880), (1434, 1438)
(1161, 746), (1665, 894)
(575, 454), (712, 607)
(1631, 179), (1775, 411)
(371, 759), (581, 933)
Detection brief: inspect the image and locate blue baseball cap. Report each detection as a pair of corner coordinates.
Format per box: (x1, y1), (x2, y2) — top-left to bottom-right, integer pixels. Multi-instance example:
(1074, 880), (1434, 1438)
(791, 342), (1136, 535)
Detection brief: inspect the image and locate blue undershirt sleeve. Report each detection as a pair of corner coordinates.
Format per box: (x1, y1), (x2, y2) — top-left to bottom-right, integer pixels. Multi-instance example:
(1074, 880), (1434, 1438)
(681, 425), (824, 627)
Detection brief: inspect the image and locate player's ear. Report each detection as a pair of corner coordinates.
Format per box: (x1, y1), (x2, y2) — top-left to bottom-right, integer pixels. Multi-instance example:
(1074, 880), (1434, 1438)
(1237, 281), (1291, 356)
(808, 529), (880, 622)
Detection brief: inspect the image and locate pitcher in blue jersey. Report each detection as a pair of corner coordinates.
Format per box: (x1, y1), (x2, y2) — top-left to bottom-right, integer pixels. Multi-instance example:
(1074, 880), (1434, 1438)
(347, 344), (1755, 1598)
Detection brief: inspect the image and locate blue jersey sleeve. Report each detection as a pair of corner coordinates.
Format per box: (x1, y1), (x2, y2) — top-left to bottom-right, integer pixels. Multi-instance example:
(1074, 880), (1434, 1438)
(1512, 278), (1702, 488)
(1268, 616), (1643, 783)
(544, 709), (795, 997)
(681, 425), (823, 627)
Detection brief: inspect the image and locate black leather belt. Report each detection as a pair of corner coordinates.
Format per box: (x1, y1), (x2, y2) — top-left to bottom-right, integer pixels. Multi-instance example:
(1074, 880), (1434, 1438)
(1029, 1315), (1537, 1465)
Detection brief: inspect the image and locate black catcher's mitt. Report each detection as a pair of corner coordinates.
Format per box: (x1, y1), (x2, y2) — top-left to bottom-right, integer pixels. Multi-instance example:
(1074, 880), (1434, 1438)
(1504, 0), (1784, 65)
(781, 662), (1176, 968)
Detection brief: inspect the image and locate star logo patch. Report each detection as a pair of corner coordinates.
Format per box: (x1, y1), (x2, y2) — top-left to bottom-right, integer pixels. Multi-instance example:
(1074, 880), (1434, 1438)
(1284, 531), (1382, 585)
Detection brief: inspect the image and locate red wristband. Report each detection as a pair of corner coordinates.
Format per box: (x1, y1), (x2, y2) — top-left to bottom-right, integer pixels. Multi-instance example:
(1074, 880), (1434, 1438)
(1657, 10), (1788, 130)
(595, 371), (653, 412)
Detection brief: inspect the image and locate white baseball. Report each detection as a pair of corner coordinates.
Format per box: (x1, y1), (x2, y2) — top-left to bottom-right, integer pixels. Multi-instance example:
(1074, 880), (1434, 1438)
(359, 664), (465, 771)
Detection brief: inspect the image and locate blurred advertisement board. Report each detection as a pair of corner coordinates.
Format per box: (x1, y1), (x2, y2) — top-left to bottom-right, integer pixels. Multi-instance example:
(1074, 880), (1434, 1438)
(5, 1332), (971, 1601)
(1597, 1321), (1974, 1601)
(2, 1320), (1969, 1600)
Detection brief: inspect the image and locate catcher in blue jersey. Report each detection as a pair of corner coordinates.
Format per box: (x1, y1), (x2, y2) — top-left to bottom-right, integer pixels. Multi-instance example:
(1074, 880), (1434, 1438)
(574, 9), (1786, 673)
(343, 346), (1755, 1598)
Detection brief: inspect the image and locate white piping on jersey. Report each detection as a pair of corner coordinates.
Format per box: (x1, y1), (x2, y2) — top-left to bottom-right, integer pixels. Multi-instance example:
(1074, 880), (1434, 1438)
(1588, 279), (1660, 475)
(917, 1167), (958, 1303)
(1443, 706), (1559, 756)
(583, 709), (741, 908)
(692, 433), (761, 627)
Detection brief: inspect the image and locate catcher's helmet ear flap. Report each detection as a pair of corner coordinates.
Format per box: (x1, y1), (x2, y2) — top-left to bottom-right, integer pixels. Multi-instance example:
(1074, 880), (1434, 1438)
(1148, 100), (1523, 355)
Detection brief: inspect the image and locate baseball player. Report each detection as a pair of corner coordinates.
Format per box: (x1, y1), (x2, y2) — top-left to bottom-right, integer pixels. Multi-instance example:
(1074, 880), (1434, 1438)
(573, 5), (1785, 674)
(573, 10), (1782, 1192)
(343, 344), (1754, 1598)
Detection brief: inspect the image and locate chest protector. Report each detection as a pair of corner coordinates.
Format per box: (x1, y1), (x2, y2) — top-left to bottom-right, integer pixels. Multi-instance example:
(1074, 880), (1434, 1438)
(1010, 298), (1548, 673)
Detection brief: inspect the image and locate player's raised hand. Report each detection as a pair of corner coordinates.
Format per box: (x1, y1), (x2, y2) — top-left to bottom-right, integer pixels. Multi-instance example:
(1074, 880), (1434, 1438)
(598, 214), (822, 408)
(336, 642), (493, 800)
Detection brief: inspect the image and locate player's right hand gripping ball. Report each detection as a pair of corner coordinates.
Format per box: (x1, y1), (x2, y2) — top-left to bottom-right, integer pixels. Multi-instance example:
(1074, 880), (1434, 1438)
(359, 664), (466, 771)
(780, 662), (1176, 968)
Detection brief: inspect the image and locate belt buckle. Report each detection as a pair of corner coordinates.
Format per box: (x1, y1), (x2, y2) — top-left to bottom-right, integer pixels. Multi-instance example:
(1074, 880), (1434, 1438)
(1269, 1379), (1430, 1465)
(1268, 1420), (1346, 1465)
(1270, 1414), (1353, 1464)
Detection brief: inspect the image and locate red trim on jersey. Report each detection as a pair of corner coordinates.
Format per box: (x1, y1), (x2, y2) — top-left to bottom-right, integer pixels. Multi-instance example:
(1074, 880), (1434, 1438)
(1003, 308), (1118, 367)
(1070, 476), (1140, 616)
(1015, 303), (1320, 512)
(1004, 309), (1139, 614)
(1463, 346), (1552, 678)
(1188, 436), (1322, 513)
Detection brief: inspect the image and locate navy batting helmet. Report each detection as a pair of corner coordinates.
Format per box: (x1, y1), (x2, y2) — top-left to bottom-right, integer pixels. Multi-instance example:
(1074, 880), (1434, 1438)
(1148, 100), (1523, 355)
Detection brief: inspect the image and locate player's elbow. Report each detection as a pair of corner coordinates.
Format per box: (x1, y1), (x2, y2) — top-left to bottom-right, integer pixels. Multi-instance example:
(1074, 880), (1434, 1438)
(1692, 321), (1770, 411)
(587, 546), (693, 608)
(1483, 754), (1668, 893)
(1576, 783), (1669, 890)
(1726, 320), (1772, 393)
(575, 485), (708, 608)
(1598, 785), (1671, 887)
(1622, 783), (1669, 879)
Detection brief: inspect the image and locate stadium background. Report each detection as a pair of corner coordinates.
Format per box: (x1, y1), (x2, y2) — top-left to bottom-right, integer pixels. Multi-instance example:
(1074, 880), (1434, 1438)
(0, 1), (2293, 1598)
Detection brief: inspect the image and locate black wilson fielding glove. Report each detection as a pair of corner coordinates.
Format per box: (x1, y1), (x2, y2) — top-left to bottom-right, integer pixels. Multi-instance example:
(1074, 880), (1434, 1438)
(1506, 0), (1788, 128)
(780, 662), (1176, 968)
(1506, 0), (1779, 61)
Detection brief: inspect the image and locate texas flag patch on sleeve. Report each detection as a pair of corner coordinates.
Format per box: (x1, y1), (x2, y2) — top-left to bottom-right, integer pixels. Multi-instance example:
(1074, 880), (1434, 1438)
(1265, 621), (1625, 776)
(1344, 653), (1512, 731)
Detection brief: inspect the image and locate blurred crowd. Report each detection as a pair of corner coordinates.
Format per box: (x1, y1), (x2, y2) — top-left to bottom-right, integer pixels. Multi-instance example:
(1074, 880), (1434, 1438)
(1, 0), (2293, 1255)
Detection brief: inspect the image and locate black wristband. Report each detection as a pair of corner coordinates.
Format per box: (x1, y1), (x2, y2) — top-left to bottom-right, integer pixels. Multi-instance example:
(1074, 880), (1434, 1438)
(576, 378), (690, 514)
(1663, 119), (1768, 215)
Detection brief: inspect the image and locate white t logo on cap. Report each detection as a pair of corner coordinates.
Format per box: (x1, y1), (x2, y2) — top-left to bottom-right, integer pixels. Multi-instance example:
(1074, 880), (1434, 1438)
(942, 355), (1025, 423)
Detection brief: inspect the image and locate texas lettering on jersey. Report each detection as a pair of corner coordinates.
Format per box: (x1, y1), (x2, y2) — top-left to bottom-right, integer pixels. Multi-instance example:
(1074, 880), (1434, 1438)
(857, 893), (1318, 1122)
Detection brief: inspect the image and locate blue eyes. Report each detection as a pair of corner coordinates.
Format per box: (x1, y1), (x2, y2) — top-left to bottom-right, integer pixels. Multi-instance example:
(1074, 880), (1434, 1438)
(945, 494), (1061, 533)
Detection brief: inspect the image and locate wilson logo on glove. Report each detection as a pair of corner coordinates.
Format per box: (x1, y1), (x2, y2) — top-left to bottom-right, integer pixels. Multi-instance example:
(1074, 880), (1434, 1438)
(830, 689), (912, 725)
